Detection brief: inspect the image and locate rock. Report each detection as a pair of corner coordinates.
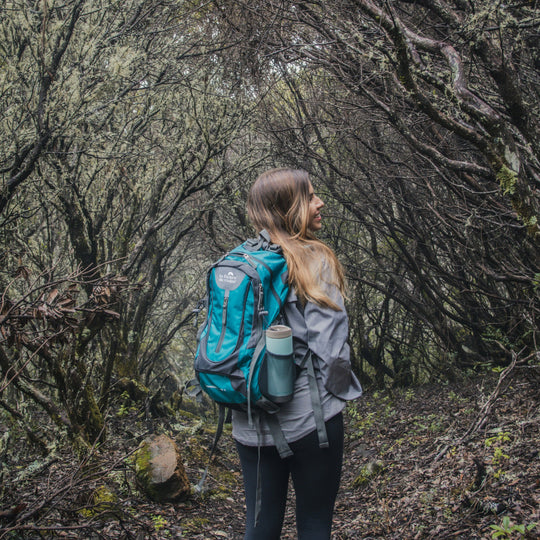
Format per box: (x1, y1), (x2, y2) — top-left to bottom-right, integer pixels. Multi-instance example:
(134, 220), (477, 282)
(134, 434), (191, 502)
(79, 485), (118, 518)
(117, 377), (149, 401)
(352, 460), (385, 488)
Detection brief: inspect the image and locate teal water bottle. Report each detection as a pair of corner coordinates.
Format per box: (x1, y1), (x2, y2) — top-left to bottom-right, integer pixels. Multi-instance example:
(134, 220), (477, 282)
(265, 325), (294, 403)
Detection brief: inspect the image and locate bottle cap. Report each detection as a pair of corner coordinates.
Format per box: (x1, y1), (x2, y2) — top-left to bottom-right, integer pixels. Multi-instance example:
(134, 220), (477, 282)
(266, 325), (292, 339)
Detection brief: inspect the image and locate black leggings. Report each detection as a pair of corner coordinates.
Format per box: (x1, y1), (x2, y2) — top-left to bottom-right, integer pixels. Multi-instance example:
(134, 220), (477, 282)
(235, 412), (344, 540)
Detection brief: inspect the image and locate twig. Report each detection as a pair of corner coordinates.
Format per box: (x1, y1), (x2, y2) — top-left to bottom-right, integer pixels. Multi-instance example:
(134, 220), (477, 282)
(0, 440), (139, 539)
(457, 353), (519, 444)
(429, 350), (526, 462)
(0, 330), (67, 394)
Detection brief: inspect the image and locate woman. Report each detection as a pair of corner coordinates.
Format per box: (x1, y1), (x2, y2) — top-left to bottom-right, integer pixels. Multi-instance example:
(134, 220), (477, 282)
(232, 168), (363, 540)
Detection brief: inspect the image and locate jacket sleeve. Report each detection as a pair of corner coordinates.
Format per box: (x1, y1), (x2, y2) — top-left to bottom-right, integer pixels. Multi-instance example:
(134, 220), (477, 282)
(303, 285), (363, 400)
(284, 262), (363, 401)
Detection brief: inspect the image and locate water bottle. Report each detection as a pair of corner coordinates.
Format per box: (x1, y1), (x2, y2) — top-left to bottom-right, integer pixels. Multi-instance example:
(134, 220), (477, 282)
(265, 325), (295, 403)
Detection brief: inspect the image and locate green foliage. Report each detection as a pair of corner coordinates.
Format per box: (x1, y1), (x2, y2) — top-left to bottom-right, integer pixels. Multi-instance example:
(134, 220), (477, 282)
(151, 514), (169, 533)
(182, 517), (210, 535)
(485, 432), (511, 448)
(79, 485), (118, 518)
(116, 403), (130, 418)
(448, 390), (468, 405)
(415, 413), (445, 434)
(497, 165), (517, 196)
(404, 388), (416, 401)
(347, 407), (376, 437)
(347, 394), (397, 439)
(485, 431), (512, 479)
(482, 326), (514, 352)
(490, 516), (537, 539)
(116, 390), (141, 417)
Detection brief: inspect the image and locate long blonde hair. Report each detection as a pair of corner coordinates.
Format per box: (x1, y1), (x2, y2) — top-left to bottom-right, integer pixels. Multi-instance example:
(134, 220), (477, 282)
(247, 168), (346, 310)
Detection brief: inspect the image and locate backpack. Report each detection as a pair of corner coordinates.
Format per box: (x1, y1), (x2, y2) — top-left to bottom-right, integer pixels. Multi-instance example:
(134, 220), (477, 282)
(193, 230), (289, 418)
(190, 230), (328, 503)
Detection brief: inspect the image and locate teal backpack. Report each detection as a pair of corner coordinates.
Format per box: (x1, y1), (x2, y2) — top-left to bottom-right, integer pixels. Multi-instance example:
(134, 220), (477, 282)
(191, 231), (329, 518)
(194, 230), (289, 418)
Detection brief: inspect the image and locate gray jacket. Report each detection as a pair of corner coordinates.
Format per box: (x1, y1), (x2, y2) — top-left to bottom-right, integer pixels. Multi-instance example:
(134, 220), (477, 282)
(232, 263), (362, 446)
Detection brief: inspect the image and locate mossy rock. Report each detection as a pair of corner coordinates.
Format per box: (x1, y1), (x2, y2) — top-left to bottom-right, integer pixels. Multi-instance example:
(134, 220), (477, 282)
(176, 408), (198, 421)
(175, 393), (212, 417)
(353, 460), (385, 488)
(79, 485), (118, 518)
(134, 434), (191, 502)
(117, 377), (149, 401)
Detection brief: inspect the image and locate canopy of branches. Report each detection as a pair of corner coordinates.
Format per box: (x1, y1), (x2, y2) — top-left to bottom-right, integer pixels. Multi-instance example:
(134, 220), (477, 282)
(1, 0), (538, 446)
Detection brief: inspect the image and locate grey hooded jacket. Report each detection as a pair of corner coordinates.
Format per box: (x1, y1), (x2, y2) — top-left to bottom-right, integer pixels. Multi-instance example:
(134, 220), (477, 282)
(232, 257), (362, 446)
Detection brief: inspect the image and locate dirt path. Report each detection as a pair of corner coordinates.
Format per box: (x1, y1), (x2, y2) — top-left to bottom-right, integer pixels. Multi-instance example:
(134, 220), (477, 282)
(1, 371), (538, 539)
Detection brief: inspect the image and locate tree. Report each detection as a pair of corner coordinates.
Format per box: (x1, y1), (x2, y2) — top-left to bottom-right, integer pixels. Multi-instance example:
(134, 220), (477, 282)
(0, 0), (255, 446)
(208, 0), (540, 383)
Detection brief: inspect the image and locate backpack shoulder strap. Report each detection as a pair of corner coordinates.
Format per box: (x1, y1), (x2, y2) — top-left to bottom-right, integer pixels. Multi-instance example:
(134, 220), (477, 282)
(244, 229), (282, 253)
(264, 413), (293, 458)
(304, 350), (329, 449)
(195, 403), (228, 493)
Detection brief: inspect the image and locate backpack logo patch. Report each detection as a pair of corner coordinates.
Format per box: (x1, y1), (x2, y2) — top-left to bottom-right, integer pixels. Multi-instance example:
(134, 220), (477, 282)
(216, 268), (243, 290)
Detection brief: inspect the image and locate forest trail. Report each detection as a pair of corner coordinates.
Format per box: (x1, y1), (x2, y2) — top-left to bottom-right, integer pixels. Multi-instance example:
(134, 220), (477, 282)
(1, 370), (538, 539)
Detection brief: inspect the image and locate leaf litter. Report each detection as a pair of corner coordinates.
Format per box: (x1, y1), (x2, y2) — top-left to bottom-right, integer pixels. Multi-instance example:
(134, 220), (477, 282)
(0, 369), (538, 539)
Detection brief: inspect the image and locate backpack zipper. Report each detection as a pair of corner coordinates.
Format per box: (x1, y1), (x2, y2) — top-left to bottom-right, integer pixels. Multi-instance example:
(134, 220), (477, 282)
(215, 291), (229, 353)
(243, 252), (282, 310)
(215, 271), (252, 354)
(236, 281), (252, 350)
